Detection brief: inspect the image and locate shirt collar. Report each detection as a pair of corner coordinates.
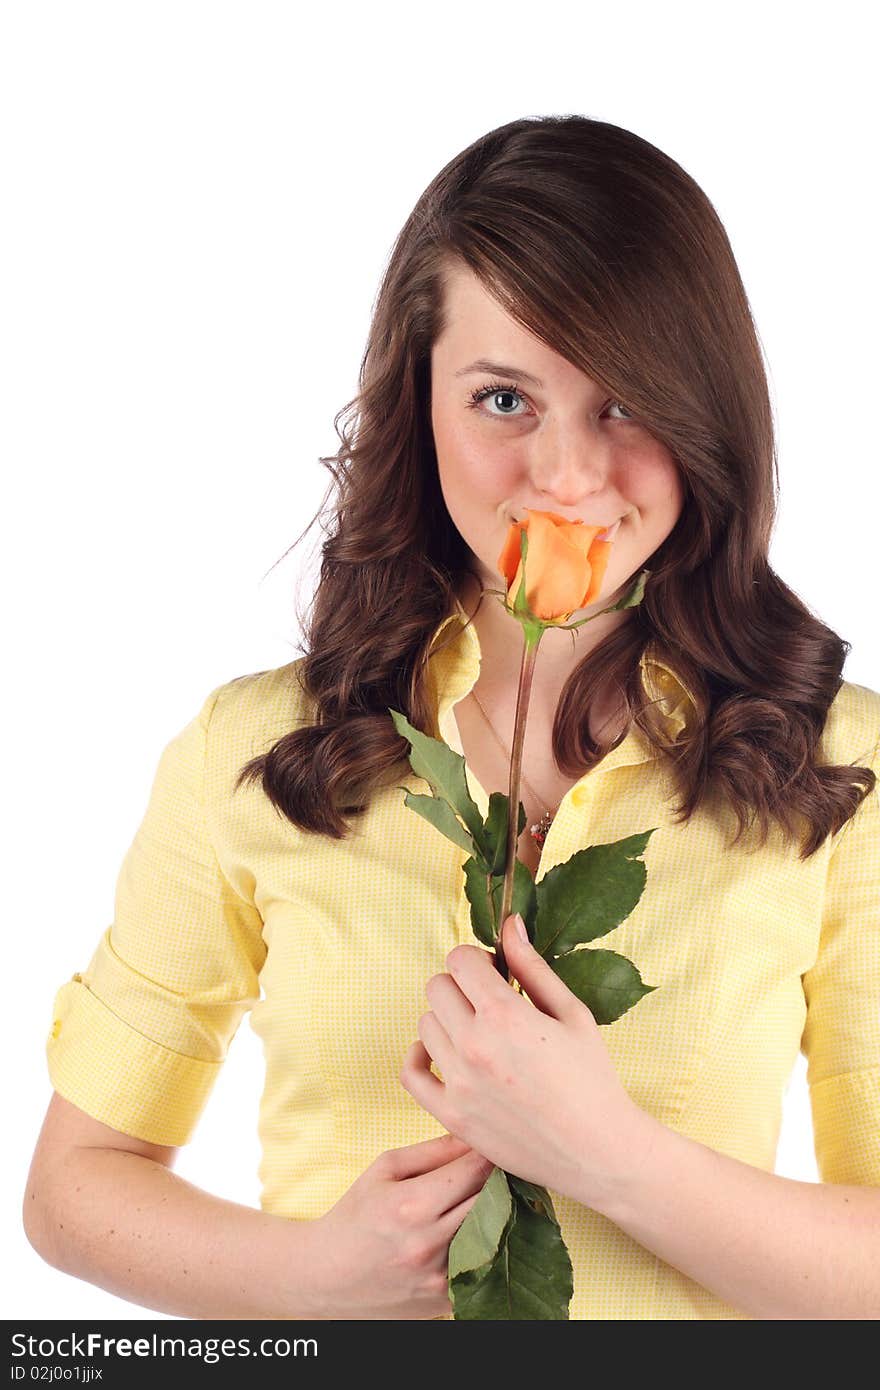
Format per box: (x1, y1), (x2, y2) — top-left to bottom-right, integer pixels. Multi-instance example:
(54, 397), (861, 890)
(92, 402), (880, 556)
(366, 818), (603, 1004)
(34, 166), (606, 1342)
(427, 595), (697, 767)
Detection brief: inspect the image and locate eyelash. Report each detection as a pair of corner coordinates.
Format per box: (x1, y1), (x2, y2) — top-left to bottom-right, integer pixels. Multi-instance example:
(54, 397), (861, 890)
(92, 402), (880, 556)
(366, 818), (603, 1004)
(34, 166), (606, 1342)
(466, 380), (635, 422)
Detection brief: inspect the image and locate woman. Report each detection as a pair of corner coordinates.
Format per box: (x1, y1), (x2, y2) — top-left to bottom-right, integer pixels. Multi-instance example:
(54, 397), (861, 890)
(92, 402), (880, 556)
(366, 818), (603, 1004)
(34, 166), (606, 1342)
(25, 114), (880, 1319)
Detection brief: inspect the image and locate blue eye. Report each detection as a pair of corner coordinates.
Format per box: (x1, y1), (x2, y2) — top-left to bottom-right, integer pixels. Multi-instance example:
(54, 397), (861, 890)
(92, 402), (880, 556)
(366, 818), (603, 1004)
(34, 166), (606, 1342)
(467, 381), (529, 416)
(466, 380), (634, 421)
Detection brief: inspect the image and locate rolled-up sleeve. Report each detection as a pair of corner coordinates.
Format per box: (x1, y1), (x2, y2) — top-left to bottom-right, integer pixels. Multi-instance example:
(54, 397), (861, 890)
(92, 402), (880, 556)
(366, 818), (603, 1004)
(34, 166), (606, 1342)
(46, 685), (267, 1146)
(801, 732), (880, 1185)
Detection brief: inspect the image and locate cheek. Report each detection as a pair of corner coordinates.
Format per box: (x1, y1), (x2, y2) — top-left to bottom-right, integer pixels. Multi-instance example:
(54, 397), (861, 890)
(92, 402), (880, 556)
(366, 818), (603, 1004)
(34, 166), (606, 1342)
(435, 417), (520, 503)
(622, 447), (683, 519)
(659, 459), (686, 520)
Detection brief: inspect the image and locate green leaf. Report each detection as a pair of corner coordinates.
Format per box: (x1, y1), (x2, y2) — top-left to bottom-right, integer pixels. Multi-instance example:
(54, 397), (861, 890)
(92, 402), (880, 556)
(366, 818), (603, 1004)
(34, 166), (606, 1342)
(549, 946), (658, 1024)
(447, 1165), (512, 1279)
(397, 789), (477, 857)
(389, 708), (489, 856)
(608, 566), (651, 611)
(461, 856), (499, 948)
(484, 791), (527, 874)
(449, 1170), (573, 1319)
(488, 858), (538, 941)
(462, 854), (538, 948)
(532, 829), (658, 959)
(507, 1173), (562, 1220)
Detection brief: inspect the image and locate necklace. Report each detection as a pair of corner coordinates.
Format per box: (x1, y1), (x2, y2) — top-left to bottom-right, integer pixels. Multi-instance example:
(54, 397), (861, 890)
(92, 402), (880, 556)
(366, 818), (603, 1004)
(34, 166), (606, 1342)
(468, 687), (558, 851)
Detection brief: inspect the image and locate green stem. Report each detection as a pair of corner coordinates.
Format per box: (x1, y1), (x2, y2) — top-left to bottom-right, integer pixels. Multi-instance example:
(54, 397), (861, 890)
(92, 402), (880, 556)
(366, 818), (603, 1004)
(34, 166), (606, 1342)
(493, 625), (543, 984)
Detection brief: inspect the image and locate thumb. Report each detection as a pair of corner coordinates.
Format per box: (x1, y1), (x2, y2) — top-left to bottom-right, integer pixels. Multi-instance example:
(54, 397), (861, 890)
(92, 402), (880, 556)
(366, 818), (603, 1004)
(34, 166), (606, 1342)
(502, 915), (583, 1022)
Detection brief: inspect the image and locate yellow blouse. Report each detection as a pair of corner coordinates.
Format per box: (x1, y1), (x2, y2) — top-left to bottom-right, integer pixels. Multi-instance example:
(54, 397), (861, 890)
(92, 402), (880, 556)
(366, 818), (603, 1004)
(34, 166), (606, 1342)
(46, 599), (880, 1319)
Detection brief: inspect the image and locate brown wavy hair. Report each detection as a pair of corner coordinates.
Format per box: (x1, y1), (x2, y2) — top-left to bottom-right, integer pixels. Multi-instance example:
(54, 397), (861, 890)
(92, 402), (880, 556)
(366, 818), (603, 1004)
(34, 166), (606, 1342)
(235, 113), (875, 861)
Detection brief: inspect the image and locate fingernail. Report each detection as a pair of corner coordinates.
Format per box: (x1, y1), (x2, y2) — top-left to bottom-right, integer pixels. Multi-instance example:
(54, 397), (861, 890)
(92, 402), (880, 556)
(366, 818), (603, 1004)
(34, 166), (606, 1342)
(513, 913), (528, 942)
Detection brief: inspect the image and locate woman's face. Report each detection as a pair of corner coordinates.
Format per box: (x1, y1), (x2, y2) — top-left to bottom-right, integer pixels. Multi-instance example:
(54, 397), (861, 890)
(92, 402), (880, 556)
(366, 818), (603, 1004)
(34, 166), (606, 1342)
(429, 260), (685, 611)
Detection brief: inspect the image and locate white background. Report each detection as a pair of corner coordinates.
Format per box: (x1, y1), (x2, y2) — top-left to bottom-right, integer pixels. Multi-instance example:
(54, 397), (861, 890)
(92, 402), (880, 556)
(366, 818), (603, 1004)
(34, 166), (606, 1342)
(3, 0), (877, 1320)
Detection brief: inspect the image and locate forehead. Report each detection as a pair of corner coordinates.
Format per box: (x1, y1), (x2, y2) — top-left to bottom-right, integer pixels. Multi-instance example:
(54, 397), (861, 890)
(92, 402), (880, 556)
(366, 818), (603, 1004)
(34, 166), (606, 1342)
(433, 258), (569, 389)
(436, 260), (516, 334)
(432, 259), (604, 394)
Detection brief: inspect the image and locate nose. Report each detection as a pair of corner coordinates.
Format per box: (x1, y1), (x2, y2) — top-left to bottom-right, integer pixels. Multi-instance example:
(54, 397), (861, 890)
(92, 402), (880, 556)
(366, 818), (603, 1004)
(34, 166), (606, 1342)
(530, 432), (612, 510)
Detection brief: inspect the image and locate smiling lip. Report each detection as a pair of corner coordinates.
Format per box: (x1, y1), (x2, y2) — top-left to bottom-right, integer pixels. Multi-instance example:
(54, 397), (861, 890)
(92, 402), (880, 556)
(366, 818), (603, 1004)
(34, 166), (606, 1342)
(510, 511), (621, 526)
(508, 511), (623, 540)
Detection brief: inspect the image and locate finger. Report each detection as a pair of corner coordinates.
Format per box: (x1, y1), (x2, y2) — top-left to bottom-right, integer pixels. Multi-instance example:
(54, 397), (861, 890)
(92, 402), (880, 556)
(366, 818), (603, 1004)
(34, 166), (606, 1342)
(417, 1010), (455, 1078)
(444, 941), (512, 1014)
(438, 1189), (482, 1243)
(409, 1147), (495, 1221)
(400, 1039), (451, 1128)
(434, 1161), (497, 1234)
(501, 915), (587, 1023)
(383, 1131), (470, 1181)
(425, 971), (475, 1036)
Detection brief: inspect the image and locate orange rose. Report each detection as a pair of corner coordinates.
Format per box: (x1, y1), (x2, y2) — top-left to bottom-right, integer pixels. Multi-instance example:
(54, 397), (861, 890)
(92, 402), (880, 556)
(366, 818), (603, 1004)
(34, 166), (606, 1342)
(497, 508), (616, 623)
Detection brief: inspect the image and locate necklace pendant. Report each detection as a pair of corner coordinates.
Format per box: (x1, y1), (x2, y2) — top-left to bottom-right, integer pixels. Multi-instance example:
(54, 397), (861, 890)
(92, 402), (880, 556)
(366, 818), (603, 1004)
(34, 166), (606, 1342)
(529, 810), (554, 850)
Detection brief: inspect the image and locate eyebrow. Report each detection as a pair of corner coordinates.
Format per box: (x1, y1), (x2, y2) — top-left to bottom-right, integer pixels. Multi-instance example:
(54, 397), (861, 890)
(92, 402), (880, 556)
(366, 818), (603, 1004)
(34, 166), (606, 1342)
(453, 359), (545, 388)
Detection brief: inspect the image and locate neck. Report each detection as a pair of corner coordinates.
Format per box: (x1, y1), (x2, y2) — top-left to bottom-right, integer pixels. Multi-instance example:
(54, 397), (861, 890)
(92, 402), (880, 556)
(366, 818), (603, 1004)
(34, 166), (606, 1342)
(456, 569), (631, 719)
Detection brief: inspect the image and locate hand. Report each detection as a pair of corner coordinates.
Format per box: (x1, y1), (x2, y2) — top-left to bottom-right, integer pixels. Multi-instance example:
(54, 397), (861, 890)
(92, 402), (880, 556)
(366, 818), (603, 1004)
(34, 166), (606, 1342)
(308, 1133), (495, 1319)
(400, 915), (642, 1209)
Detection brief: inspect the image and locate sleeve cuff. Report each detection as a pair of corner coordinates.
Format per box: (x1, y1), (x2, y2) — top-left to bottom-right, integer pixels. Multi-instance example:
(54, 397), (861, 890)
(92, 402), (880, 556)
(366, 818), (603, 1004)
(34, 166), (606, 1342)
(809, 1067), (880, 1186)
(46, 976), (223, 1146)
